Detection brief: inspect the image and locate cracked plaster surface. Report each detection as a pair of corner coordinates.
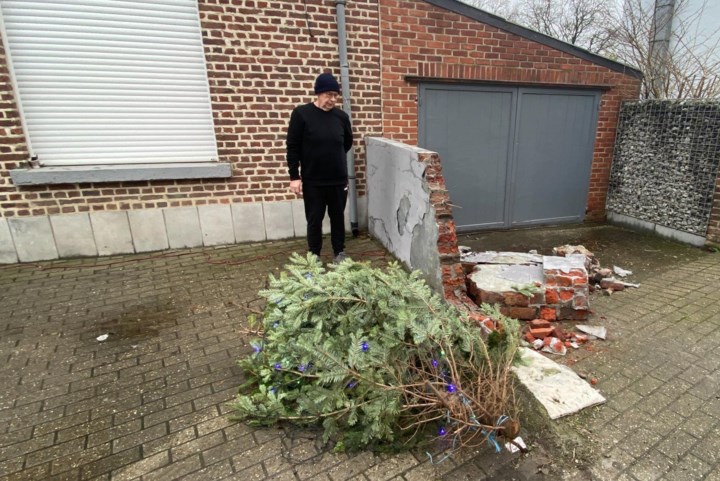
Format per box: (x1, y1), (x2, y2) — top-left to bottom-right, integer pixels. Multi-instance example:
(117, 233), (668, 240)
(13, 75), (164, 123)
(366, 138), (442, 291)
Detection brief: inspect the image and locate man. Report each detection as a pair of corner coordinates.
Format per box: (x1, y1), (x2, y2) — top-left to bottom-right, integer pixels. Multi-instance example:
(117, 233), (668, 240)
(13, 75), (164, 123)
(286, 72), (353, 264)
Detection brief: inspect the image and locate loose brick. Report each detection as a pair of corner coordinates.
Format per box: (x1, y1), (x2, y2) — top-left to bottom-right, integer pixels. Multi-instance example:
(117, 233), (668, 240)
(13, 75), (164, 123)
(530, 318), (551, 329)
(530, 327), (554, 339)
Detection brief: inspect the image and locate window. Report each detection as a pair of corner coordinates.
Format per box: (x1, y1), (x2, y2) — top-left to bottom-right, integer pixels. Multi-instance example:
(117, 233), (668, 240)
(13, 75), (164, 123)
(1, 0), (228, 183)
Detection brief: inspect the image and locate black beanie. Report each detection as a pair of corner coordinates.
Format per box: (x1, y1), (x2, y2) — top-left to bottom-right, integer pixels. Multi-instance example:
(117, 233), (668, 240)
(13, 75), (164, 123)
(314, 73), (340, 94)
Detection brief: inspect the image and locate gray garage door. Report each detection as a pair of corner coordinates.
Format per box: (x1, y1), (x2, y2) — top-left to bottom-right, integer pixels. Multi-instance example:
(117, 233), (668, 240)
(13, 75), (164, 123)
(419, 84), (600, 231)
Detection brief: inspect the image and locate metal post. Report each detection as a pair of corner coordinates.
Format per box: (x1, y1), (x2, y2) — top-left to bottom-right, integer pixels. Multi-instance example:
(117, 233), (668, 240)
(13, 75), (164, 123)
(649, 0), (676, 98)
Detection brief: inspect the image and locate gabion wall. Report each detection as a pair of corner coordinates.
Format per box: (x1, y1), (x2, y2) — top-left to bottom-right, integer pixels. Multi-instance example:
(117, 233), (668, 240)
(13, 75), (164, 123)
(607, 100), (720, 236)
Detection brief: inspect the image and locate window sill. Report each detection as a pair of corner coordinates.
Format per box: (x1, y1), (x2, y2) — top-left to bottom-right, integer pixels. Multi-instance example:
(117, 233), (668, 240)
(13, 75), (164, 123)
(10, 162), (232, 185)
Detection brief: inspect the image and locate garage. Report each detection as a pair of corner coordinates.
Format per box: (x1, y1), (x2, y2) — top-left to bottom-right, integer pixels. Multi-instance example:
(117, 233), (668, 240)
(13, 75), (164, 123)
(419, 83), (601, 232)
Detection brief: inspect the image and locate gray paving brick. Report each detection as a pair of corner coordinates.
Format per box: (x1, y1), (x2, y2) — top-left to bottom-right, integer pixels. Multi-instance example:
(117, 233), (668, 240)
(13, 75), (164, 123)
(182, 459), (234, 480)
(143, 402), (193, 429)
(80, 446), (142, 480)
(168, 405), (219, 434)
(24, 437), (86, 468)
(142, 426), (196, 458)
(0, 457), (24, 477)
(171, 430), (225, 461)
(142, 453), (202, 480)
(49, 443), (112, 476)
(112, 450), (170, 481)
(1, 233), (719, 481)
(4, 463), (51, 481)
(88, 420), (142, 449)
(112, 422), (168, 454)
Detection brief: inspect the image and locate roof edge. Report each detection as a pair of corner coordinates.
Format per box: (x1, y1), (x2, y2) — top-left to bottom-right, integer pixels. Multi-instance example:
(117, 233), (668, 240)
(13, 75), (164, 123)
(422, 0), (644, 80)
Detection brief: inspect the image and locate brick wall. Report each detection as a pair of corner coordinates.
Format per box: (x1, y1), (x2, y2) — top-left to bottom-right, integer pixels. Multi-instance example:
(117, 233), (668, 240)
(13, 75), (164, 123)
(378, 0), (642, 221)
(0, 0), (382, 218)
(1, 0), (641, 222)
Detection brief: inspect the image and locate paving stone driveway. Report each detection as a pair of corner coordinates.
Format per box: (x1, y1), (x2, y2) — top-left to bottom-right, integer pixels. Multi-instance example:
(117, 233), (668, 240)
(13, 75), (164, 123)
(1, 233), (719, 480)
(562, 252), (720, 481)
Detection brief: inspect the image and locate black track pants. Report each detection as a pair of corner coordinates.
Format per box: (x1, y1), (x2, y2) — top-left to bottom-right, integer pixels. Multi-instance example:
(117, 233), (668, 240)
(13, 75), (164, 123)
(302, 184), (347, 256)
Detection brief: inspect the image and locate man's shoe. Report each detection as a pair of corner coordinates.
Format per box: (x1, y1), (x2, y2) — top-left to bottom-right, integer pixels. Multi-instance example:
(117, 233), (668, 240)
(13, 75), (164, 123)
(333, 252), (348, 264)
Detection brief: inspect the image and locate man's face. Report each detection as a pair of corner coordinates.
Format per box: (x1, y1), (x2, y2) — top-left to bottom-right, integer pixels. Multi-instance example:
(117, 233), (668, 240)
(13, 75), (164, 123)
(316, 91), (339, 111)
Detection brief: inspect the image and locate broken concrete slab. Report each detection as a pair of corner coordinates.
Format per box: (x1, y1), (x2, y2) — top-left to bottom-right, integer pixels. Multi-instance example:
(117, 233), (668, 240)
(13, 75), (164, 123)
(542, 254), (587, 273)
(468, 264), (544, 292)
(512, 347), (606, 419)
(576, 325), (607, 340)
(462, 251), (543, 265)
(613, 265), (633, 277)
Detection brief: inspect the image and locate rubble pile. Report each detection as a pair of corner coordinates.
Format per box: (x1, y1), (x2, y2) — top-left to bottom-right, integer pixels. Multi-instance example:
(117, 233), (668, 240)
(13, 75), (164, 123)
(462, 250), (590, 321)
(462, 244), (639, 355)
(553, 244), (640, 295)
(522, 319), (589, 356)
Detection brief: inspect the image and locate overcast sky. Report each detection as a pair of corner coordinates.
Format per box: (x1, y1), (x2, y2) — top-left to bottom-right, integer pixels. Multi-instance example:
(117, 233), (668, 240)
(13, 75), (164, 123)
(459, 0), (719, 55)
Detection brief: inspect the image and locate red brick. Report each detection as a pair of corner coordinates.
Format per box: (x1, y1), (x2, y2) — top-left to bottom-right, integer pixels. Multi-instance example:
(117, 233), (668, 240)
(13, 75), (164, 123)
(558, 290), (574, 303)
(573, 295), (588, 309)
(558, 307), (589, 321)
(530, 327), (553, 339)
(539, 307), (557, 321)
(530, 318), (551, 329)
(508, 307), (537, 320)
(544, 289), (560, 305)
(503, 291), (529, 307)
(479, 290), (505, 305)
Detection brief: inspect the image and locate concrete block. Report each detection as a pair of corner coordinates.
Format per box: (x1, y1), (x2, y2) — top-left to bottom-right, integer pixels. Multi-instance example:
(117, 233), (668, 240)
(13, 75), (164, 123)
(50, 213), (98, 258)
(198, 204), (235, 246)
(90, 211), (134, 256)
(654, 224), (705, 247)
(164, 207), (203, 249)
(0, 218), (18, 264)
(8, 216), (59, 262)
(231, 203), (266, 243)
(128, 209), (169, 253)
(262, 201), (294, 240)
(608, 211), (706, 247)
(291, 199), (307, 237)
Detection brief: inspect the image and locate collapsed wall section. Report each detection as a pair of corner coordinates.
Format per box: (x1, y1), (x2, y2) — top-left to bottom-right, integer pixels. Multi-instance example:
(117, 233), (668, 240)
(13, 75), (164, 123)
(365, 137), (497, 331)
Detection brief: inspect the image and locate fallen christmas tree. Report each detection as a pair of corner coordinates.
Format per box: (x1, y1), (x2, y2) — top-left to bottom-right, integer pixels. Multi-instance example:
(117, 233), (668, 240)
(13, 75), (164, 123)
(231, 253), (521, 452)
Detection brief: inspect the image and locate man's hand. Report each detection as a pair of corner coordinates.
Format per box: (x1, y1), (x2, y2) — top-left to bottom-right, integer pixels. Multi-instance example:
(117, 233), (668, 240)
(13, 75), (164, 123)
(290, 179), (302, 195)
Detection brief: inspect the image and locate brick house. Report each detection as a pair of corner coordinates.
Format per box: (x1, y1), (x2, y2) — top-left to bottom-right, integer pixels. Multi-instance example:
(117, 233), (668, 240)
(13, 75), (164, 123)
(0, 0), (645, 264)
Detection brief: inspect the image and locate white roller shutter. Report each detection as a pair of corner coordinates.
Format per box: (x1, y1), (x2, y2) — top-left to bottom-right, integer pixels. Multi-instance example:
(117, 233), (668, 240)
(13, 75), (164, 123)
(0, 0), (219, 166)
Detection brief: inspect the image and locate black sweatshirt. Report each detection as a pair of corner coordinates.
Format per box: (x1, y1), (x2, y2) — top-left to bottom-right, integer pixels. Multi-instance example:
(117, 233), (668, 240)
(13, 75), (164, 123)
(286, 103), (353, 186)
